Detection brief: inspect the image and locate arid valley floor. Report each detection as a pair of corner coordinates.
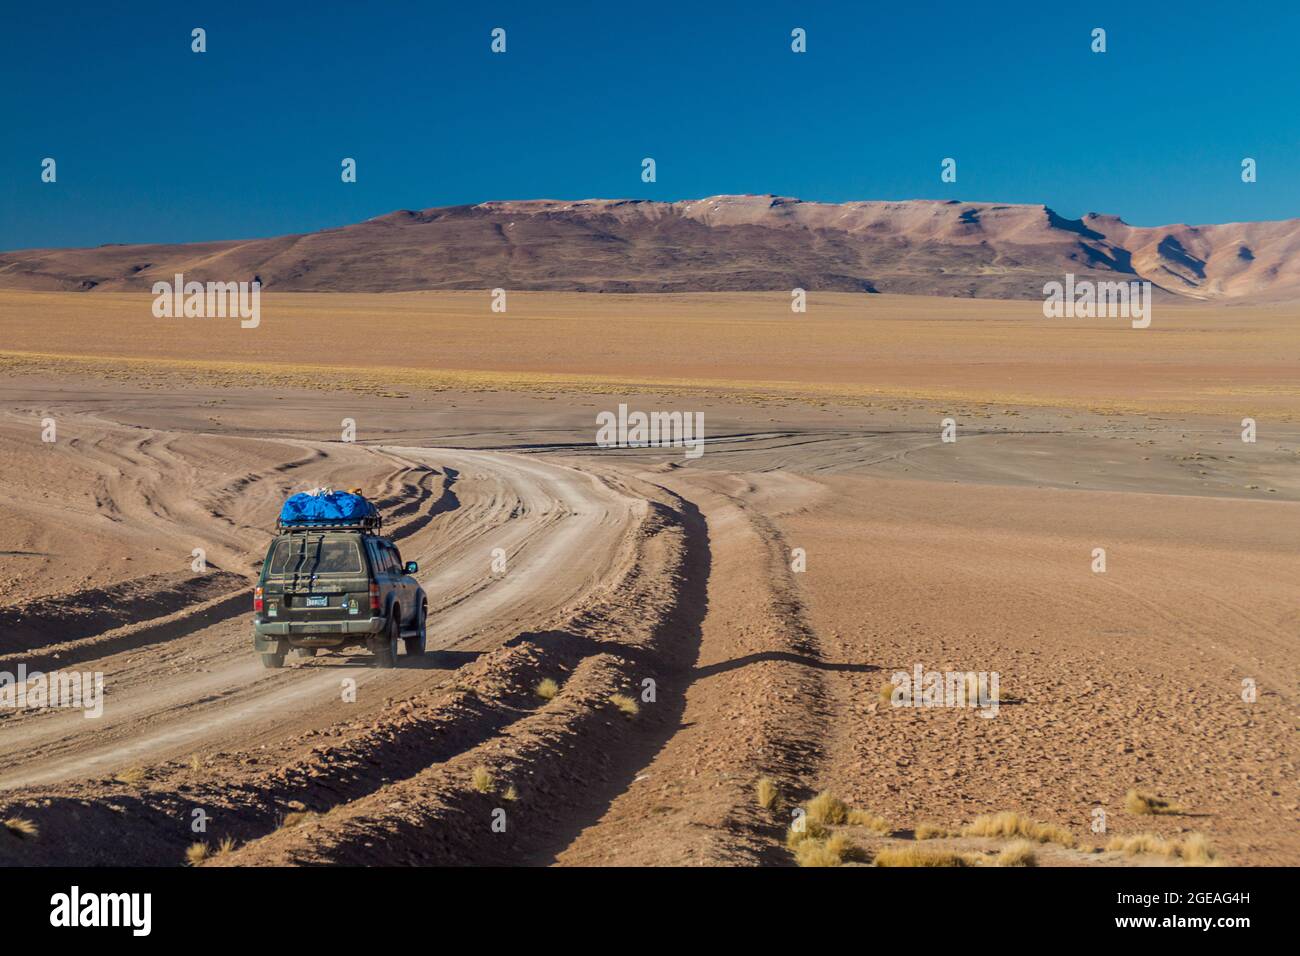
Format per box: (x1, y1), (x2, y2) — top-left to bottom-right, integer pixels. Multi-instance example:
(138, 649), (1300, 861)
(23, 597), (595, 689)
(0, 291), (1295, 866)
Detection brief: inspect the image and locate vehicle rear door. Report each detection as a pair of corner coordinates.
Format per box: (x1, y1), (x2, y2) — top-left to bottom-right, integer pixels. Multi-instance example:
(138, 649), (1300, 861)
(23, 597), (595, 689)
(271, 533), (369, 624)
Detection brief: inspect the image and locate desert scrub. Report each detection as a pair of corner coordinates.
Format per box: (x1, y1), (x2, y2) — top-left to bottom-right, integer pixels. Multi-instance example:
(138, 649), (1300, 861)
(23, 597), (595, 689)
(1106, 832), (1215, 865)
(996, 840), (1038, 867)
(1124, 789), (1182, 816)
(3, 817), (37, 839)
(962, 812), (1075, 848)
(535, 678), (559, 701)
(873, 846), (973, 867)
(785, 819), (830, 849)
(846, 809), (891, 834)
(755, 776), (779, 810)
(804, 790), (848, 826)
(913, 823), (952, 840)
(794, 834), (867, 868)
(610, 694), (639, 717)
(471, 765), (496, 794)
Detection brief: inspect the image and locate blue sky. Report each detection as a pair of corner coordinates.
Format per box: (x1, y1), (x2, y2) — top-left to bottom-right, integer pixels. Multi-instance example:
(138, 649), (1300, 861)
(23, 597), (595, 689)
(2, 0), (1296, 250)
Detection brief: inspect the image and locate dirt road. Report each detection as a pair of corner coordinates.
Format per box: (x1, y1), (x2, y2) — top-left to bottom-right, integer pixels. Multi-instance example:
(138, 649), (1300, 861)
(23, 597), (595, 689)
(0, 418), (642, 792)
(1, 381), (1295, 867)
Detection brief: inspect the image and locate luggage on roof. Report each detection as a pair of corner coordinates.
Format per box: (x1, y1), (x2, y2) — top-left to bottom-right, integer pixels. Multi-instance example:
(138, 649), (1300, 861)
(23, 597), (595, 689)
(277, 489), (380, 531)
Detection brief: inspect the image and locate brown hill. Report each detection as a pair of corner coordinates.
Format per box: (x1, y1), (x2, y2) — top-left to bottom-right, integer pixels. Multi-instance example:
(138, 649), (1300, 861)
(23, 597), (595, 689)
(2, 195), (1297, 300)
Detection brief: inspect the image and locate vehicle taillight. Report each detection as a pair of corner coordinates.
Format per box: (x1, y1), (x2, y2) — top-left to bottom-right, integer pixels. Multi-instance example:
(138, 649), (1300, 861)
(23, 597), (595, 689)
(369, 582), (380, 613)
(254, 586), (264, 613)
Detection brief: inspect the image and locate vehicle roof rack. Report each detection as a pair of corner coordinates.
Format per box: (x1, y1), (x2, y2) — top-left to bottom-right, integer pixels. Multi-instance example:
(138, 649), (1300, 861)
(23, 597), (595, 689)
(276, 514), (382, 534)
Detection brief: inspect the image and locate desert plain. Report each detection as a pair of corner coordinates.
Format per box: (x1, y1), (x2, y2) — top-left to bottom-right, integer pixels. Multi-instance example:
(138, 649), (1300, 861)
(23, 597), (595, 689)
(0, 289), (1295, 866)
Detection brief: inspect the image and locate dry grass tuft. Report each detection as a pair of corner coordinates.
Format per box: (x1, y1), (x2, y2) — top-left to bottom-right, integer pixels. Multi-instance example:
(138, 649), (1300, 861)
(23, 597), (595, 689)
(1179, 833), (1217, 866)
(188, 754), (202, 772)
(281, 810), (319, 829)
(805, 790), (848, 826)
(503, 784), (519, 802)
(755, 777), (779, 810)
(785, 819), (830, 849)
(1106, 832), (1217, 865)
(185, 842), (209, 866)
(114, 767), (147, 786)
(215, 836), (237, 856)
(794, 833), (868, 868)
(845, 809), (891, 834)
(471, 765), (496, 794)
(996, 840), (1038, 867)
(913, 822), (952, 840)
(3, 816), (38, 839)
(535, 678), (559, 701)
(878, 682), (898, 705)
(1106, 833), (1175, 857)
(962, 812), (1075, 847)
(874, 845), (973, 867)
(610, 694), (639, 717)
(1124, 789), (1182, 816)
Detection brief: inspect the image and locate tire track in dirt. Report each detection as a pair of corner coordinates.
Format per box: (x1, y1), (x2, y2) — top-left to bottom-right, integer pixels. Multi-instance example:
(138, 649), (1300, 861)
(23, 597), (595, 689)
(203, 474), (701, 867)
(0, 438), (637, 799)
(0, 455), (662, 866)
(549, 469), (836, 865)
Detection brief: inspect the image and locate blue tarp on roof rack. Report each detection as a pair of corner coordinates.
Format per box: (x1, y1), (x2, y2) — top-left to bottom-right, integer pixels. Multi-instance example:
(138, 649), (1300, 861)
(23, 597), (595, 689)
(279, 491), (378, 527)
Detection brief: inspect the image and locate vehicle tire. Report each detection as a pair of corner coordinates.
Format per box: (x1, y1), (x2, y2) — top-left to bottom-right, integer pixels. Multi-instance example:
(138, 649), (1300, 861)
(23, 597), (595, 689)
(404, 602), (427, 658)
(292, 646), (318, 659)
(370, 613), (399, 669)
(260, 651), (285, 669)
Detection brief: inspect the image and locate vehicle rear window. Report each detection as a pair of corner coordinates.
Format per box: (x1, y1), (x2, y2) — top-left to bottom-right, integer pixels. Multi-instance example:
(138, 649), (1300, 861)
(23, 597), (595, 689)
(266, 535), (363, 575)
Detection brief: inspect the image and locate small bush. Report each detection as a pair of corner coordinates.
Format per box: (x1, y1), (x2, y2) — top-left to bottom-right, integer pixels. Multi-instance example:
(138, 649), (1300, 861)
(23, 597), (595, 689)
(996, 840), (1038, 867)
(962, 812), (1075, 847)
(1179, 833), (1217, 866)
(1124, 789), (1182, 816)
(3, 817), (38, 840)
(755, 777), (779, 810)
(535, 678), (559, 701)
(794, 833), (867, 868)
(805, 791), (848, 826)
(1107, 832), (1216, 865)
(471, 766), (496, 794)
(845, 809), (891, 834)
(785, 819), (829, 849)
(913, 822), (951, 840)
(610, 694), (639, 717)
(874, 846), (972, 867)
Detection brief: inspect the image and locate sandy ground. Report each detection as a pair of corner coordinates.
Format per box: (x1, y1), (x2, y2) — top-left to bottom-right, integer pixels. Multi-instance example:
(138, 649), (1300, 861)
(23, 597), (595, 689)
(0, 291), (1295, 867)
(1, 290), (1297, 417)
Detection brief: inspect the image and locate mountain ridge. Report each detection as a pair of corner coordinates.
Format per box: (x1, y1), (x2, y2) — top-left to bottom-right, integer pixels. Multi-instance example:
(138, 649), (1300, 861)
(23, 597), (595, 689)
(3, 195), (1297, 301)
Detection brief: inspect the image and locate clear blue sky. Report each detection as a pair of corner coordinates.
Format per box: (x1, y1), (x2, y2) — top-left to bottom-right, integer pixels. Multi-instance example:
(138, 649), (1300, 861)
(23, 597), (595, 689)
(2, 0), (1296, 251)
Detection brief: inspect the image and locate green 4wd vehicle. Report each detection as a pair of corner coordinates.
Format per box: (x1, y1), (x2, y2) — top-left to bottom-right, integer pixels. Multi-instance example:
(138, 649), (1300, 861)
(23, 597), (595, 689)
(252, 521), (427, 669)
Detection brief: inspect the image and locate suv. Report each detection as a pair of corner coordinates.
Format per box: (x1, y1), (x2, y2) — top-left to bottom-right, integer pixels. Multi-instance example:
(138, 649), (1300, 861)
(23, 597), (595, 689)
(252, 528), (427, 668)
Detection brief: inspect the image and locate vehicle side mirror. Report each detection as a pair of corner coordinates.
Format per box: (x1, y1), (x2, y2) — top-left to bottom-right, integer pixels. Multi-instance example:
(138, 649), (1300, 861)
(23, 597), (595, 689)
(404, 561), (418, 574)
